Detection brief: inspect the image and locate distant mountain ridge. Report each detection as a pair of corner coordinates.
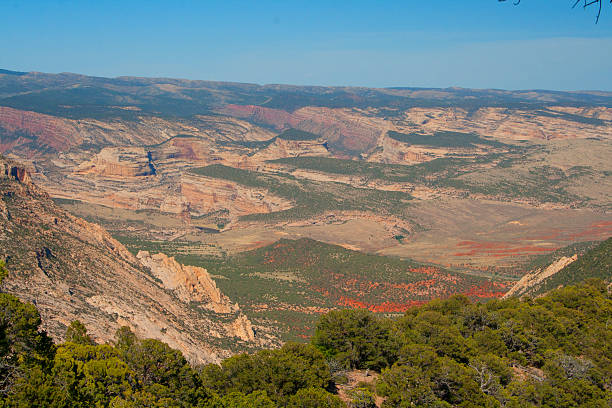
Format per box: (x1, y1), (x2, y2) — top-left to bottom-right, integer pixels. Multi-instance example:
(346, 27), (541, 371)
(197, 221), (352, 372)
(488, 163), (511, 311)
(1, 69), (611, 122)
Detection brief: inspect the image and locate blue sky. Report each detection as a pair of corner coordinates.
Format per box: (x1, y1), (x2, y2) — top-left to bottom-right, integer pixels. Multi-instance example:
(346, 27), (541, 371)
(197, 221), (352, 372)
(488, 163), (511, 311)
(1, 0), (612, 90)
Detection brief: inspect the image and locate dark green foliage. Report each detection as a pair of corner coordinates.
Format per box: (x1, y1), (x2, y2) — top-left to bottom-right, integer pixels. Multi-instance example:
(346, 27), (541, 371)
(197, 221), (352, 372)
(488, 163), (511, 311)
(287, 387), (344, 408)
(49, 343), (135, 407)
(534, 237), (612, 295)
(377, 365), (445, 408)
(115, 327), (206, 407)
(276, 129), (320, 141)
(309, 280), (612, 406)
(383, 281), (611, 407)
(201, 343), (330, 405)
(346, 388), (376, 408)
(0, 260), (7, 285)
(313, 309), (398, 370)
(65, 320), (94, 345)
(205, 391), (276, 408)
(387, 130), (506, 149)
(0, 292), (54, 399)
(534, 108), (608, 126)
(1, 249), (611, 408)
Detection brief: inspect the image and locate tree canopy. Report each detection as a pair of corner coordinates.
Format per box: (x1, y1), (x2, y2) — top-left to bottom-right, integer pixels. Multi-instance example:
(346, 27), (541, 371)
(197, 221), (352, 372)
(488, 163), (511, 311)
(0, 255), (610, 407)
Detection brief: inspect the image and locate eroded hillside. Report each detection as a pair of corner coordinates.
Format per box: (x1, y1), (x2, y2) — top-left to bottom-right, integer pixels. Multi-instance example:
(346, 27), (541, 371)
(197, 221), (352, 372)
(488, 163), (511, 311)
(0, 156), (273, 363)
(1, 70), (611, 342)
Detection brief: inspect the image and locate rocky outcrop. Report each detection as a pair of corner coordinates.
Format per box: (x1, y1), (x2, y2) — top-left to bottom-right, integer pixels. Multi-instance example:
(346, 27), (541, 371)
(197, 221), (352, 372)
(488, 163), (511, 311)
(249, 137), (331, 162)
(228, 314), (255, 342)
(504, 255), (578, 298)
(0, 158), (32, 184)
(136, 250), (238, 313)
(0, 156), (270, 363)
(136, 250), (256, 342)
(179, 173), (294, 218)
(76, 147), (156, 178)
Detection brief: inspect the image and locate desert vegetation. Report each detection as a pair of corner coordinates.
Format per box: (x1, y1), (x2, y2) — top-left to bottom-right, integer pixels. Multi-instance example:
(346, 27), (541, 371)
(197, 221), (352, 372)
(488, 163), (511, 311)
(1, 256), (610, 407)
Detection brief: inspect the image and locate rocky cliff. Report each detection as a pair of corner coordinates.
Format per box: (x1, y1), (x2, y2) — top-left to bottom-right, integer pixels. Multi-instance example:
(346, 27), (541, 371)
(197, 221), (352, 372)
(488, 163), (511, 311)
(503, 255), (578, 298)
(136, 250), (237, 312)
(0, 156), (267, 363)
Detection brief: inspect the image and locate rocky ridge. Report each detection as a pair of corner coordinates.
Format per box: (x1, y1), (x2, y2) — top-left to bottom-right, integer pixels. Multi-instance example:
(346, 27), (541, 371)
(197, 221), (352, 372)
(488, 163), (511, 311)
(136, 250), (237, 312)
(0, 156), (268, 363)
(503, 255), (578, 298)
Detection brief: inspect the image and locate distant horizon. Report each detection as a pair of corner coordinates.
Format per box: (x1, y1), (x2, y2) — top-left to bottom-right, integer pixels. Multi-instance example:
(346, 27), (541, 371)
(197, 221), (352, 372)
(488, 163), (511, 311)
(1, 1), (612, 92)
(2, 67), (612, 94)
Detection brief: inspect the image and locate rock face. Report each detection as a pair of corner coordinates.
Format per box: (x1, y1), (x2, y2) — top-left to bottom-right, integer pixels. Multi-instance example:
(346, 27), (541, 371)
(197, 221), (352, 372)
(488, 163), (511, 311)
(0, 106), (274, 157)
(229, 314), (255, 342)
(0, 106), (81, 153)
(77, 147), (156, 178)
(221, 105), (389, 154)
(249, 137), (332, 163)
(222, 104), (612, 158)
(504, 254), (578, 298)
(1, 158), (32, 184)
(365, 132), (430, 164)
(398, 107), (611, 141)
(0, 156), (268, 363)
(136, 250), (237, 313)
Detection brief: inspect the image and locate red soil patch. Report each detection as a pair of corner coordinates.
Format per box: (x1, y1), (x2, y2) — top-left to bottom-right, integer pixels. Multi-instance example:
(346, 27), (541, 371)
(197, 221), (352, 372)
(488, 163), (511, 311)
(453, 240), (557, 258)
(336, 295), (426, 313)
(568, 221), (612, 240)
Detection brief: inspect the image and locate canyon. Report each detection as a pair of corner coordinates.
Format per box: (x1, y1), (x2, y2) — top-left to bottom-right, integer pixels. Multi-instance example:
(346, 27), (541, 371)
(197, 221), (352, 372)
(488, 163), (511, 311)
(0, 69), (611, 343)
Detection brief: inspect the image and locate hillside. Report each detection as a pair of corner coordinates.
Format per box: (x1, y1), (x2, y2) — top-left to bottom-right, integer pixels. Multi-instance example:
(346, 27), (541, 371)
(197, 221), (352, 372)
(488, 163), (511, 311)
(117, 237), (509, 341)
(0, 156), (270, 363)
(506, 237), (612, 298)
(2, 275), (610, 407)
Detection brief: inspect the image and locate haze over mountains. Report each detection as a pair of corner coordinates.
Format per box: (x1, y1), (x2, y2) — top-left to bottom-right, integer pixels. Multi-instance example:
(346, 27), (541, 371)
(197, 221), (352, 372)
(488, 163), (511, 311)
(1, 68), (611, 348)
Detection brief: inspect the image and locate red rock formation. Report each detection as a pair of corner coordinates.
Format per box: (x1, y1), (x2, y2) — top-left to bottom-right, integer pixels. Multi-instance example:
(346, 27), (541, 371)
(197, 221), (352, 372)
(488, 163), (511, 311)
(1, 159), (32, 185)
(222, 105), (386, 154)
(0, 106), (81, 152)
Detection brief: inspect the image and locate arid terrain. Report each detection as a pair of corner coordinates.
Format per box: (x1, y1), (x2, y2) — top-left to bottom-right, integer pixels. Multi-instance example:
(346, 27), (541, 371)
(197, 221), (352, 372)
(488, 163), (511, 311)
(1, 69), (611, 342)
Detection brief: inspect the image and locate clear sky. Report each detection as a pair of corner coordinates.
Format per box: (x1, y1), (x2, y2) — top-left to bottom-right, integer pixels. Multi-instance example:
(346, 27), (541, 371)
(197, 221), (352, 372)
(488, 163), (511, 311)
(1, 0), (612, 91)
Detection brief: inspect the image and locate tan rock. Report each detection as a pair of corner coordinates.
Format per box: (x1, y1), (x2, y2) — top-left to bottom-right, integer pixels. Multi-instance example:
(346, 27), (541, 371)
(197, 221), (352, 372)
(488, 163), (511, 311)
(136, 250), (238, 313)
(504, 254), (578, 298)
(228, 314), (256, 342)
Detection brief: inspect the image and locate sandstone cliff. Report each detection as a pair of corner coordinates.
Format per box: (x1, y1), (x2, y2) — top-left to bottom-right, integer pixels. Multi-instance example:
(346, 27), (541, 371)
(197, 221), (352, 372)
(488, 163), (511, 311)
(503, 255), (578, 298)
(0, 106), (274, 157)
(0, 156), (267, 363)
(136, 250), (237, 313)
